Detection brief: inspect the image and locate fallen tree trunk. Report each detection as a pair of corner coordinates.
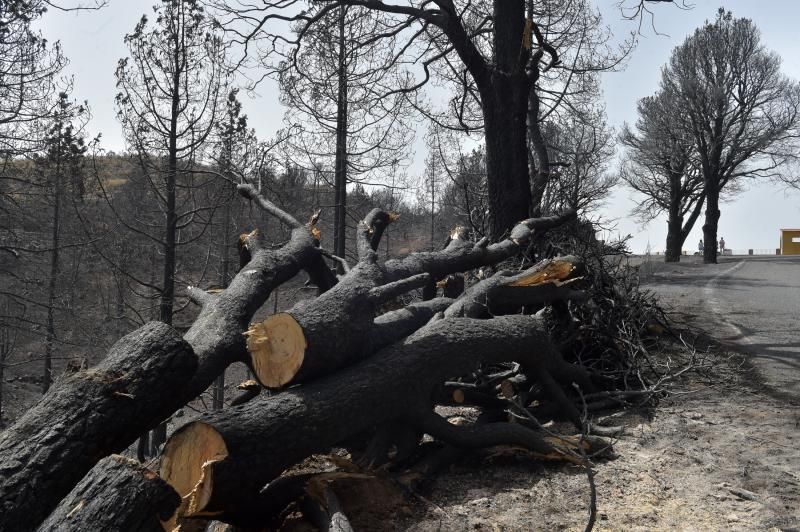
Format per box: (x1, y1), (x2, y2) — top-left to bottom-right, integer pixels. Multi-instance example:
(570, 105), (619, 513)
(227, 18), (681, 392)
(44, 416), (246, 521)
(161, 315), (605, 527)
(443, 256), (586, 319)
(180, 185), (329, 400)
(244, 210), (577, 388)
(37, 455), (180, 532)
(0, 322), (194, 531)
(0, 186), (335, 530)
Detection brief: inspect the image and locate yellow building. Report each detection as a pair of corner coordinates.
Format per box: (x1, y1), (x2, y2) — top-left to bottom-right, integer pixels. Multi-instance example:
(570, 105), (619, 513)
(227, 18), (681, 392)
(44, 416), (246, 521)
(780, 228), (800, 255)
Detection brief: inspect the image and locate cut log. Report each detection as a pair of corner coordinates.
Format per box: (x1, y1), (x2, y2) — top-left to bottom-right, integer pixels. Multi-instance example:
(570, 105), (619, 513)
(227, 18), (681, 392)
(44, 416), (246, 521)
(242, 209), (412, 387)
(244, 212), (577, 388)
(180, 188), (332, 400)
(161, 315), (607, 527)
(37, 455), (180, 532)
(0, 322), (195, 531)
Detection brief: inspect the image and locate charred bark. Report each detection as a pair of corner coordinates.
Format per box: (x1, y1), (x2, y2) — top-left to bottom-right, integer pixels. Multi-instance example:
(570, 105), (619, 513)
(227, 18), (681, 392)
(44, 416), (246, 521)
(244, 210), (575, 388)
(0, 323), (195, 531)
(37, 455), (180, 532)
(702, 184), (721, 264)
(161, 315), (607, 527)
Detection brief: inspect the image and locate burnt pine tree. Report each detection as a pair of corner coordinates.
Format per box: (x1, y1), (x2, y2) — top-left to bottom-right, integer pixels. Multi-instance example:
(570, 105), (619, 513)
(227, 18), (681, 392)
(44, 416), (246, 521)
(209, 88), (256, 410)
(35, 92), (88, 392)
(215, 0), (673, 238)
(279, 5), (412, 263)
(115, 0), (227, 454)
(659, 9), (800, 263)
(214, 0), (537, 238)
(620, 91), (705, 263)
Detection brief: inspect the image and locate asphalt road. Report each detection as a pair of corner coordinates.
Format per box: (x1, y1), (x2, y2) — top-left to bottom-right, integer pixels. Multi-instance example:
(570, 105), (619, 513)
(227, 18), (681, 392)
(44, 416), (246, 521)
(643, 255), (800, 400)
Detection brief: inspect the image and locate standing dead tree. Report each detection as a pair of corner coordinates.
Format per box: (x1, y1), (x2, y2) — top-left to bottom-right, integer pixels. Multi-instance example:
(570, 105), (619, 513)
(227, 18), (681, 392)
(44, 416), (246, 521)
(279, 4), (413, 264)
(658, 9), (800, 263)
(620, 90), (705, 262)
(114, 0), (229, 454)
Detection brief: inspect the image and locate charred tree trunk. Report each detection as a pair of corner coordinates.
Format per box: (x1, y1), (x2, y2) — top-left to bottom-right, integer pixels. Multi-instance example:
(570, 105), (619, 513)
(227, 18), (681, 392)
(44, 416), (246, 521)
(37, 455), (180, 532)
(151, 49), (183, 456)
(664, 206), (684, 263)
(176, 184), (331, 402)
(483, 80), (531, 240)
(0, 323), (195, 531)
(213, 187), (234, 411)
(702, 182), (721, 264)
(333, 6), (349, 267)
(244, 210), (575, 388)
(161, 315), (603, 528)
(43, 147), (63, 393)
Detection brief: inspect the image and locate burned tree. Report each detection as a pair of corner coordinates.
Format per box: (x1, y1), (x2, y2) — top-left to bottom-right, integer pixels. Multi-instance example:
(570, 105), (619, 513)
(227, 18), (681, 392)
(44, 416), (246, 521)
(658, 9), (800, 263)
(114, 0), (228, 452)
(279, 4), (413, 263)
(620, 91), (704, 262)
(34, 92), (89, 392)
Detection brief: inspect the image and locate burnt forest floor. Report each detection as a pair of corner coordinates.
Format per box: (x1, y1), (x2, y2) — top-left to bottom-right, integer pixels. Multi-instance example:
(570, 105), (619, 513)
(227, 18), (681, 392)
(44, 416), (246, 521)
(390, 266), (800, 532)
(395, 338), (799, 531)
(274, 300), (800, 532)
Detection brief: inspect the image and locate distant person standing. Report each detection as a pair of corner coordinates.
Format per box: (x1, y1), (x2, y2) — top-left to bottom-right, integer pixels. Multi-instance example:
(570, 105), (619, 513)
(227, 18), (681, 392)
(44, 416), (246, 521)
(698, 239), (704, 254)
(719, 237), (726, 253)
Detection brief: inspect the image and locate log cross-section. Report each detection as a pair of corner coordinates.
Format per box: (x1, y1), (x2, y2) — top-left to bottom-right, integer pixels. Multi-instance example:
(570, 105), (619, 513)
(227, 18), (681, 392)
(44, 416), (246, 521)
(243, 211), (578, 389)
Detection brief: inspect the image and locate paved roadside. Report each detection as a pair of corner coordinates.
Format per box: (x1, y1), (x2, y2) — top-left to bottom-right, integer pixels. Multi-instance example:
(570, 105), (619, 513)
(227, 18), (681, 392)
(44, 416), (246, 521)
(639, 255), (800, 401)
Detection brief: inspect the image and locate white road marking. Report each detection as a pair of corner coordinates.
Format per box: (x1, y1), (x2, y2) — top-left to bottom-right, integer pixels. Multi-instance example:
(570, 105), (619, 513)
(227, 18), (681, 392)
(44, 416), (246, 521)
(703, 261), (754, 345)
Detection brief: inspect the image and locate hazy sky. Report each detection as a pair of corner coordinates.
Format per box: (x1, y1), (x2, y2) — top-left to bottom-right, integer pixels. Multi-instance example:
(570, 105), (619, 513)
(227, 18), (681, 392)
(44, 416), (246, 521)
(37, 1), (800, 253)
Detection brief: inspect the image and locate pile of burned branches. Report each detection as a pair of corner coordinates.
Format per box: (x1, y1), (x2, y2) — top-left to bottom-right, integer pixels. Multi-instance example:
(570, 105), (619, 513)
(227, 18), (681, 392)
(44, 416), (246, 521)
(0, 187), (662, 531)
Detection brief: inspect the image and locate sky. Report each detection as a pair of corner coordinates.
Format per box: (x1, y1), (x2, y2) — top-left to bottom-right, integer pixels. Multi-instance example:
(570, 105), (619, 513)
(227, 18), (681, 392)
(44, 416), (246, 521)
(37, 0), (800, 254)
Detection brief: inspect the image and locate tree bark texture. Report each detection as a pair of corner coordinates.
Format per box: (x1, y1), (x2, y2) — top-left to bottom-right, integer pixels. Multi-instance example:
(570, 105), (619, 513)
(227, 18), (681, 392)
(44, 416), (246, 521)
(37, 455), (180, 532)
(0, 322), (195, 531)
(161, 315), (601, 527)
(244, 210), (575, 388)
(664, 208), (683, 263)
(702, 184), (721, 264)
(177, 185), (329, 402)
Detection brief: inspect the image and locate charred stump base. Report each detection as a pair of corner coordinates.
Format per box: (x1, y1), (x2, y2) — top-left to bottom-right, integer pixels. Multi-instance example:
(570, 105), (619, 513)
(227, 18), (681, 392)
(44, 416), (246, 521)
(161, 315), (611, 528)
(37, 455), (180, 532)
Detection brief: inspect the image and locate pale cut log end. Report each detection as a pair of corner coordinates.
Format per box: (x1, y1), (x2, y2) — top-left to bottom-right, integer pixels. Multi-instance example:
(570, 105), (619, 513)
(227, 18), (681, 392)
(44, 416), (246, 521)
(160, 422), (229, 530)
(245, 313), (306, 388)
(508, 260), (575, 286)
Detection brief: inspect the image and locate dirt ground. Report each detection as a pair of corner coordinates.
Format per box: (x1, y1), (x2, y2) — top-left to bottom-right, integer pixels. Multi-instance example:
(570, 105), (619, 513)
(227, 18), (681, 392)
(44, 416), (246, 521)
(396, 348), (800, 531)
